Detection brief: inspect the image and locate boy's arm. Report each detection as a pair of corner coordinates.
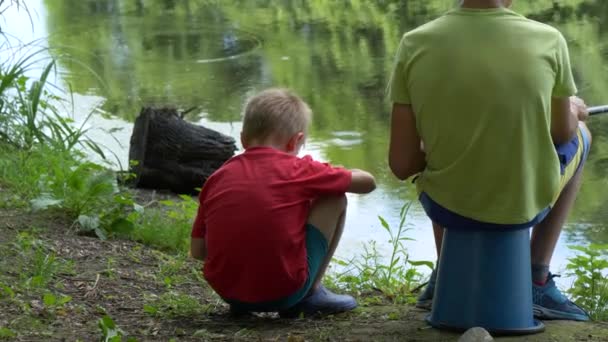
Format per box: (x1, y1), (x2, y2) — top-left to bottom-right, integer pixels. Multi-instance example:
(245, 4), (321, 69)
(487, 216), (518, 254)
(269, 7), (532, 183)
(347, 169), (376, 194)
(388, 103), (426, 180)
(551, 96), (587, 145)
(190, 193), (208, 261)
(190, 238), (207, 261)
(551, 33), (584, 144)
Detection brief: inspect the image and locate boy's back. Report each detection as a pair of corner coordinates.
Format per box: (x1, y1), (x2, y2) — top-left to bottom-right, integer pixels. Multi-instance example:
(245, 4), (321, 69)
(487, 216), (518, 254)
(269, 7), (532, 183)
(192, 146), (351, 303)
(389, 7), (577, 224)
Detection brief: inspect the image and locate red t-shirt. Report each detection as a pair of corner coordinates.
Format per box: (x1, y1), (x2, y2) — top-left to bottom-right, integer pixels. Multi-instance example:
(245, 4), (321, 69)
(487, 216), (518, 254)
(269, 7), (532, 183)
(191, 147), (352, 303)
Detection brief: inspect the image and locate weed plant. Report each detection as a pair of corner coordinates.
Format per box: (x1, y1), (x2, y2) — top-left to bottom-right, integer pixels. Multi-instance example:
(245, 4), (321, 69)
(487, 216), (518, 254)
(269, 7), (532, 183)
(567, 244), (608, 321)
(327, 203), (432, 304)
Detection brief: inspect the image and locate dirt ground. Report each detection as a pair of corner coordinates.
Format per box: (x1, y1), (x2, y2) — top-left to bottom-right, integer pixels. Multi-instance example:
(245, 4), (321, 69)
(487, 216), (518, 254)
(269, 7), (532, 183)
(1, 207), (607, 341)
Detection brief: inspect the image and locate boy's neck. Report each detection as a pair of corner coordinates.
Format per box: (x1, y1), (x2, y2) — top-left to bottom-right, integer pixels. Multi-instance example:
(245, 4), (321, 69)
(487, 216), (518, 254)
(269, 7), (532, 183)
(246, 143), (288, 153)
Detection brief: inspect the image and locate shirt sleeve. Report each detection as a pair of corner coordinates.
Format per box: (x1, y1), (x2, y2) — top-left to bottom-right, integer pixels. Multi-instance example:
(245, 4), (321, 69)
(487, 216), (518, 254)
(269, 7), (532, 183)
(191, 191), (207, 239)
(387, 35), (412, 105)
(552, 32), (577, 97)
(296, 156), (352, 199)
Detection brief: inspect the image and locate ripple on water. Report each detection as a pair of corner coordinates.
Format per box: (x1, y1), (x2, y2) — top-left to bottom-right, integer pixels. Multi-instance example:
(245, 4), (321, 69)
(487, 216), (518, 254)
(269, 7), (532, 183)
(50, 22), (263, 66)
(138, 26), (262, 63)
(328, 131), (364, 148)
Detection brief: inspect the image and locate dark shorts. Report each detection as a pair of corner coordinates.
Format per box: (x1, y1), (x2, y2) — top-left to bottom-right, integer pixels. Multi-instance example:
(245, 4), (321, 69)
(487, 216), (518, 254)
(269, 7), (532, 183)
(420, 124), (591, 230)
(224, 224), (328, 312)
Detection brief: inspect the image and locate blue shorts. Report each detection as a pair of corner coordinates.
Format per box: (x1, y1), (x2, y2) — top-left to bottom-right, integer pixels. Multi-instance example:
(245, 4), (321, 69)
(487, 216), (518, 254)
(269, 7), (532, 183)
(224, 224), (328, 312)
(420, 124), (591, 230)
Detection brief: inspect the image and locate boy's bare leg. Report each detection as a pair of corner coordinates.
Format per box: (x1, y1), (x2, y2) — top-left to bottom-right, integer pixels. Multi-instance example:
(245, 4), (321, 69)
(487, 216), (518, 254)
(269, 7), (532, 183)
(432, 222), (444, 258)
(528, 123), (591, 321)
(530, 169), (583, 280)
(307, 195), (347, 290)
(530, 123), (591, 283)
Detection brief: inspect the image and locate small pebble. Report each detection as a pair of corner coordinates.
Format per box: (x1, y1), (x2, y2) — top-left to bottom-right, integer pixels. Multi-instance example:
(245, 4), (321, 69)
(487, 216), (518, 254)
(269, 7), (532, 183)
(458, 327), (494, 342)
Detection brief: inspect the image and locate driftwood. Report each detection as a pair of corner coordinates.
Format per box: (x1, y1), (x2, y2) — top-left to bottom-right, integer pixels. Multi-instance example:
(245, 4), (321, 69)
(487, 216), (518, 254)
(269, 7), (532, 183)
(128, 107), (237, 194)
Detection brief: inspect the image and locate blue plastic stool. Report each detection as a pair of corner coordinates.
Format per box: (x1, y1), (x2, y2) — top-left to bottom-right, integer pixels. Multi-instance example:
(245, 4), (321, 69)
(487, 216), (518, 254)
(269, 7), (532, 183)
(426, 227), (545, 335)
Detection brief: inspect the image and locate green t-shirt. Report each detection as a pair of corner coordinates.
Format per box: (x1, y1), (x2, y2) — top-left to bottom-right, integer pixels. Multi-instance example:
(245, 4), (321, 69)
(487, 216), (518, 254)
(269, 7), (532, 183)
(388, 7), (577, 224)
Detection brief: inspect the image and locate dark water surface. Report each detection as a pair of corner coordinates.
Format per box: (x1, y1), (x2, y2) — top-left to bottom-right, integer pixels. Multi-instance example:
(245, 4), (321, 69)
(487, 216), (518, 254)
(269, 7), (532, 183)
(5, 0), (608, 280)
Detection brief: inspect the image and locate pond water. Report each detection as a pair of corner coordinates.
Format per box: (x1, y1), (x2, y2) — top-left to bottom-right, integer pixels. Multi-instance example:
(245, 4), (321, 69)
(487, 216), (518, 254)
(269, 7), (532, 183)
(4, 0), (608, 285)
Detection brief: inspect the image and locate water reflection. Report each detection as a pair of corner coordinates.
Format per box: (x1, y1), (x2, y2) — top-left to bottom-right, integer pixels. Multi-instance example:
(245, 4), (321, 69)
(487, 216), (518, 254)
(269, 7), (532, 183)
(30, 0), (608, 264)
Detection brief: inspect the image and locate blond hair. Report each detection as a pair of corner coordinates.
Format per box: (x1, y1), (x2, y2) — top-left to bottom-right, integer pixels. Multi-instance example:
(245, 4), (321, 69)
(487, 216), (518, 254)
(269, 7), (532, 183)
(241, 88), (312, 144)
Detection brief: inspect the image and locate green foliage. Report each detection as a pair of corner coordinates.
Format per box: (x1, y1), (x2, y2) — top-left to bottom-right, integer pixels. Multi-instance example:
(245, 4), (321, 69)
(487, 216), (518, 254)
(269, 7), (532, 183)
(41, 292), (73, 318)
(32, 161), (117, 216)
(76, 192), (141, 240)
(131, 195), (198, 253)
(0, 144), (143, 240)
(155, 254), (188, 289)
(1, 141), (196, 251)
(0, 52), (104, 157)
(0, 283), (15, 299)
(98, 315), (136, 342)
(10, 231), (73, 289)
(566, 244), (608, 321)
(0, 327), (16, 340)
(327, 203), (429, 304)
(143, 291), (211, 318)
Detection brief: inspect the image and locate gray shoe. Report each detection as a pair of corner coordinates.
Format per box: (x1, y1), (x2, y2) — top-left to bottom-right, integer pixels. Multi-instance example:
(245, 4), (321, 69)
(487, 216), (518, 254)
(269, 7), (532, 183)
(416, 269), (437, 310)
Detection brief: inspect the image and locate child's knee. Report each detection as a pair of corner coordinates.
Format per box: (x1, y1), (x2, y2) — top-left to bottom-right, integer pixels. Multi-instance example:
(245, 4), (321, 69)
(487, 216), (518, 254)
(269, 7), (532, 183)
(307, 195), (347, 240)
(311, 195), (347, 214)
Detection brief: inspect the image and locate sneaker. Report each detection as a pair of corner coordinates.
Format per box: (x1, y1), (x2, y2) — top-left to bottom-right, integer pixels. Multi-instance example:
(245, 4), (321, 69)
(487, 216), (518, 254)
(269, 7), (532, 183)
(533, 273), (590, 321)
(279, 285), (357, 318)
(416, 269), (437, 310)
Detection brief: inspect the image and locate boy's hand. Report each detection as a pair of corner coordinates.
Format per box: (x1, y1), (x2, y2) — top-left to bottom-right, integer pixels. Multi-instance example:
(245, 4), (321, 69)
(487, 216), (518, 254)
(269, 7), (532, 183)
(570, 96), (588, 122)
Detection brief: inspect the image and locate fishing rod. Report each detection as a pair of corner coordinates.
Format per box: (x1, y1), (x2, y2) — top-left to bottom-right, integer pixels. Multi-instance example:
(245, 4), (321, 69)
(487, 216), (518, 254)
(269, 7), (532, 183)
(590, 105), (608, 116)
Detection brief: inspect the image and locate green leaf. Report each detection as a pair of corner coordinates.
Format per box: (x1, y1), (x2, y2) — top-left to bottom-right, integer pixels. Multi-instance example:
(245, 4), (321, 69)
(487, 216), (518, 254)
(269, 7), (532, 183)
(99, 315), (125, 342)
(101, 315), (116, 330)
(143, 305), (158, 315)
(399, 237), (416, 241)
(78, 215), (100, 231)
(589, 244), (608, 251)
(43, 293), (57, 307)
(332, 258), (349, 267)
(95, 228), (108, 240)
(378, 216), (390, 232)
(59, 295), (72, 305)
(164, 277), (172, 287)
(109, 219), (135, 236)
(31, 196), (62, 211)
(408, 260), (435, 270)
(568, 245), (589, 253)
(133, 204), (144, 214)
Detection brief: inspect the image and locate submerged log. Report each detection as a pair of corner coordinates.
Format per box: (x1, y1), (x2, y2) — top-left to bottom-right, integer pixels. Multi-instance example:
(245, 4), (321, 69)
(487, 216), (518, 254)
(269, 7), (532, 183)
(128, 107), (237, 194)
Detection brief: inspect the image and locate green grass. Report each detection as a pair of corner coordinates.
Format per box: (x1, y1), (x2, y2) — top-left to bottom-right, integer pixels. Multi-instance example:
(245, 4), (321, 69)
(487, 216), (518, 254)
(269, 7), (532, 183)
(143, 291), (212, 318)
(567, 244), (608, 321)
(326, 203), (431, 304)
(5, 231), (73, 290)
(0, 144), (79, 206)
(131, 196), (197, 253)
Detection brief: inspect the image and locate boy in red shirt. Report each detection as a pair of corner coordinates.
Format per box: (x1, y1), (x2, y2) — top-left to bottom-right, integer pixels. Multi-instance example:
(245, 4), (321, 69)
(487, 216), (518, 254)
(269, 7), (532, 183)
(190, 88), (376, 317)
